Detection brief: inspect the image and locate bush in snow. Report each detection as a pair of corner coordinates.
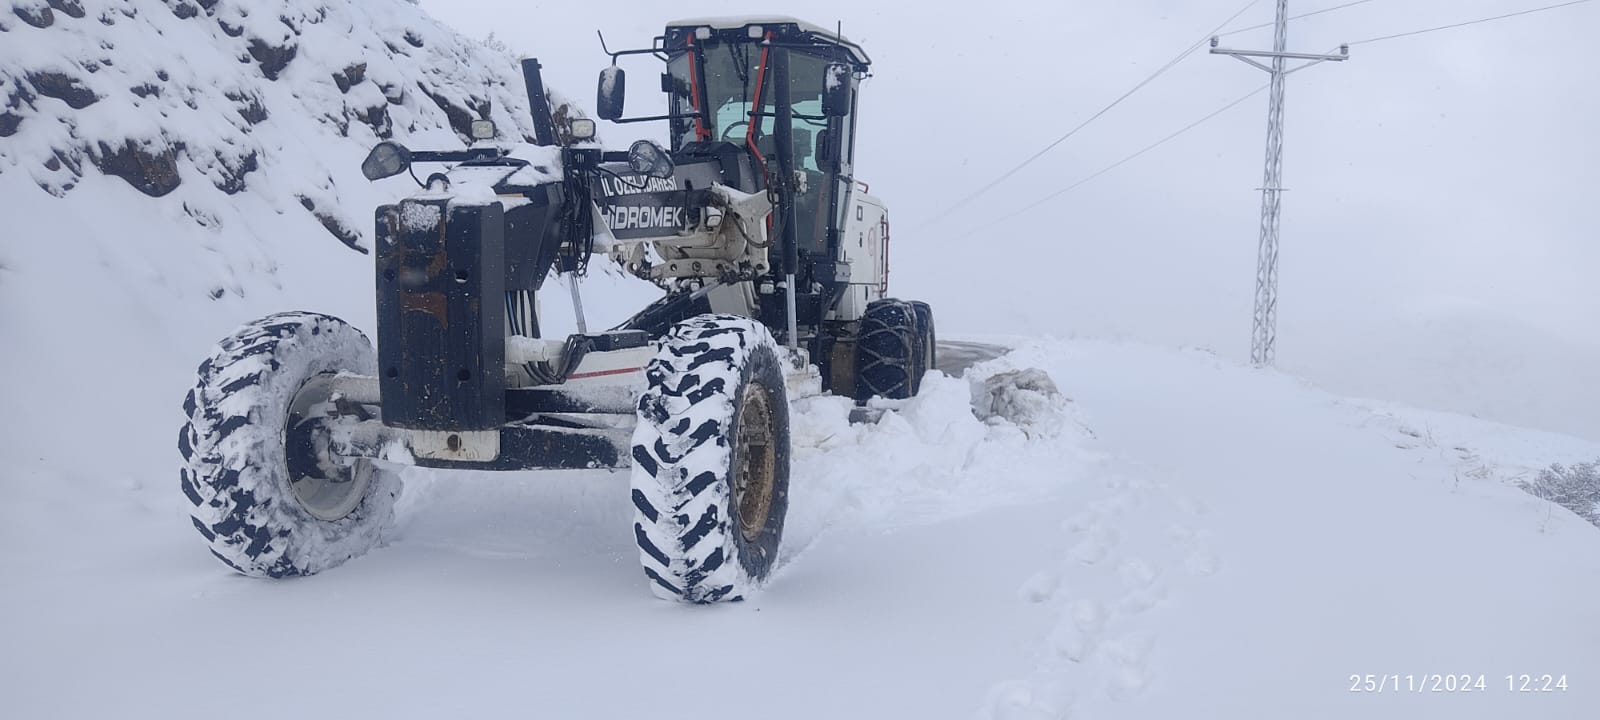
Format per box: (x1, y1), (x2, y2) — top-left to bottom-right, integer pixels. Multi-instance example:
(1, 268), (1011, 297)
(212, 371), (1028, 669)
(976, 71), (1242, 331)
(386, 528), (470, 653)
(1521, 462), (1600, 526)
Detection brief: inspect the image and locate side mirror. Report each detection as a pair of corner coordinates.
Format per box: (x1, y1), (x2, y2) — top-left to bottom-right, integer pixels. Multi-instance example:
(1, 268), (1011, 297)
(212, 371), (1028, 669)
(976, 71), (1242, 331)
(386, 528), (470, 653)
(597, 65), (625, 121)
(361, 141), (411, 180)
(627, 139), (674, 179)
(821, 63), (852, 117)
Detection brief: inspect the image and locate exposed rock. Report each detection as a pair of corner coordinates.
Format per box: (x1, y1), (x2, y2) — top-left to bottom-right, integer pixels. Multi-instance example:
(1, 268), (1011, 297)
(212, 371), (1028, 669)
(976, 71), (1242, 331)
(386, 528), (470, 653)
(224, 90), (267, 125)
(355, 103), (391, 138)
(379, 80), (402, 105)
(91, 139), (181, 197)
(297, 195), (368, 254)
(216, 18), (241, 36)
(467, 95), (490, 122)
(403, 30), (423, 48)
(1, 80), (33, 137)
(246, 38), (297, 80)
(28, 71), (99, 109)
(46, 0), (84, 20)
(51, 147), (82, 174)
(170, 2), (198, 20)
(420, 85), (475, 143)
(14, 5), (53, 28)
(184, 202), (221, 228)
(331, 62), (365, 93)
(4, 79), (34, 109)
(321, 110), (349, 137)
(211, 149), (257, 194)
(130, 82), (161, 98)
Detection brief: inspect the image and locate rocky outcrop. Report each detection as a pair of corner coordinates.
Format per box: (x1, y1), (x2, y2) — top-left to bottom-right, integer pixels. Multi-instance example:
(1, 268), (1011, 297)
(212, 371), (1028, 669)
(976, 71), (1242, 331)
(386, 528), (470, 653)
(0, 0), (557, 252)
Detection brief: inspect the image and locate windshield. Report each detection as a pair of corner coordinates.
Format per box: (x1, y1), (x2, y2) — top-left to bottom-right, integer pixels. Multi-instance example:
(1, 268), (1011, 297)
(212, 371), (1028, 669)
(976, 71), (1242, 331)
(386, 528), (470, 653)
(668, 44), (832, 172)
(667, 42), (831, 173)
(667, 42), (767, 151)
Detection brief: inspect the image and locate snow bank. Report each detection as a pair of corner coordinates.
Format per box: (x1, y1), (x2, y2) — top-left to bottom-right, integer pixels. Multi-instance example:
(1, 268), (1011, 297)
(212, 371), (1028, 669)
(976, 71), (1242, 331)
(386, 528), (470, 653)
(785, 361), (1097, 543)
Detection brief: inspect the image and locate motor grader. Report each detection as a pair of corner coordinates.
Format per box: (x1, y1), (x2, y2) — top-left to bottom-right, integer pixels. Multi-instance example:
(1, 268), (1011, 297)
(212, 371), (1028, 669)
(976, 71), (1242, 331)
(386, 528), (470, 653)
(179, 16), (934, 602)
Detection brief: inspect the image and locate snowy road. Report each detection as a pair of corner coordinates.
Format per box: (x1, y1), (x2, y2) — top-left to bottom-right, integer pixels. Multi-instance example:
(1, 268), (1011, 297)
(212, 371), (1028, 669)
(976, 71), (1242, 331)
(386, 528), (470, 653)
(937, 340), (1008, 376)
(4, 339), (1599, 719)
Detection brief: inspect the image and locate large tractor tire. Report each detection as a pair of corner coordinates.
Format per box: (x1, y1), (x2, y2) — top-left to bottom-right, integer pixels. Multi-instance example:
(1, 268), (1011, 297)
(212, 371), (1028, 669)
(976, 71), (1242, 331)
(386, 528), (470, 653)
(179, 312), (401, 578)
(910, 300), (936, 391)
(854, 298), (919, 401)
(630, 314), (791, 603)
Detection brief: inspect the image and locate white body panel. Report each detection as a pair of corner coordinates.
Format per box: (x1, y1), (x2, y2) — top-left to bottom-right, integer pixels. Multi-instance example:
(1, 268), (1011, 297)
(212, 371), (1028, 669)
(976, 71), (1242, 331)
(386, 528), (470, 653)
(832, 185), (889, 322)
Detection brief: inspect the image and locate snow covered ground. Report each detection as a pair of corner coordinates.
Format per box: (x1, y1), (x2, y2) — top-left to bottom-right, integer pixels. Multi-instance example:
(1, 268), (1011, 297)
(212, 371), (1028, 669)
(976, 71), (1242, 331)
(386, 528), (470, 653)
(3, 2), (1598, 718)
(5, 334), (1599, 718)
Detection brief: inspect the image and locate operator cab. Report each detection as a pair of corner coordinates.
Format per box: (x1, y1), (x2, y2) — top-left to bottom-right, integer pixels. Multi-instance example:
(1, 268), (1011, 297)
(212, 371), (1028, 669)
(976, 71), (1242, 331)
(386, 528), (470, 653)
(600, 17), (870, 259)
(663, 17), (867, 258)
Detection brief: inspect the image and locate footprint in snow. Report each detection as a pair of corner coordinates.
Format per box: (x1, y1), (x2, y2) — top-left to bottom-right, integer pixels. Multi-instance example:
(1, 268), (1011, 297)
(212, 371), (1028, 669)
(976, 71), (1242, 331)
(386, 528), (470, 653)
(1119, 583), (1169, 615)
(1185, 546), (1221, 576)
(1117, 557), (1158, 588)
(1017, 570), (1059, 604)
(1070, 534), (1112, 565)
(1049, 617), (1097, 663)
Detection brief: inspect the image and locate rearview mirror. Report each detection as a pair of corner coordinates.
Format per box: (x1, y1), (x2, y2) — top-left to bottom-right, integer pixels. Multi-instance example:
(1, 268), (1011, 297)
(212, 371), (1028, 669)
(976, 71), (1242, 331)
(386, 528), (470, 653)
(597, 65), (625, 121)
(361, 141), (411, 180)
(627, 139), (674, 179)
(821, 63), (851, 117)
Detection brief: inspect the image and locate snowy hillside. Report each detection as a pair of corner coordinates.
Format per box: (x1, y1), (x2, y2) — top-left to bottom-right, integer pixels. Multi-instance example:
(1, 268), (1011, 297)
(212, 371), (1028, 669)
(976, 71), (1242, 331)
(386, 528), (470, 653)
(0, 0), (657, 480)
(4, 2), (1599, 719)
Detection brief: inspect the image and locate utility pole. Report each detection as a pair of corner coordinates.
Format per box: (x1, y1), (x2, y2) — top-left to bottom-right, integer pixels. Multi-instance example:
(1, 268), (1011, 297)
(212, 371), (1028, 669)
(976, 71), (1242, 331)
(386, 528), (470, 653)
(1211, 0), (1347, 367)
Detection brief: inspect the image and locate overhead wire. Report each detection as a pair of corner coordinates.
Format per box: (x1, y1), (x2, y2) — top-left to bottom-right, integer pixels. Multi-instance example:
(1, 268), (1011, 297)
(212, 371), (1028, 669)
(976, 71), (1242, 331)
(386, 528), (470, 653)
(962, 0), (1595, 235)
(1216, 0), (1379, 37)
(964, 83), (1271, 236)
(919, 0), (1262, 228)
(1346, 0), (1594, 45)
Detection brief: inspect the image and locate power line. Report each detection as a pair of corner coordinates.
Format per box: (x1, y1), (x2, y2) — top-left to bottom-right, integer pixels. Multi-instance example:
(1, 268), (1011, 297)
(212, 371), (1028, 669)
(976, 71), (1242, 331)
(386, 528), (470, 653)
(1217, 0), (1378, 37)
(968, 0), (1596, 231)
(963, 82), (1271, 236)
(921, 0), (1261, 228)
(1347, 0), (1594, 45)
(1211, 1), (1350, 369)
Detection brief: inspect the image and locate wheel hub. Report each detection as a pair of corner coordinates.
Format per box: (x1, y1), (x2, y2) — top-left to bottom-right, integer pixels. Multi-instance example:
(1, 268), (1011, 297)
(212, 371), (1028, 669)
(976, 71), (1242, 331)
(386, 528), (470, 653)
(284, 374), (371, 522)
(734, 382), (776, 543)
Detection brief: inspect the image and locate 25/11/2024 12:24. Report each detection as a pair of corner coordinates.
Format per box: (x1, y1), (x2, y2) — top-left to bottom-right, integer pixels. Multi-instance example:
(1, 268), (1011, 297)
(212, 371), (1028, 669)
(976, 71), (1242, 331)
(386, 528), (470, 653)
(1349, 674), (1569, 693)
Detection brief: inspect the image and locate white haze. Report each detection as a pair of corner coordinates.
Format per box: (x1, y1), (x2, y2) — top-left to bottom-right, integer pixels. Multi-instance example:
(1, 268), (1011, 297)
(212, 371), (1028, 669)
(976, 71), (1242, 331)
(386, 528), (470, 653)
(425, 0), (1600, 440)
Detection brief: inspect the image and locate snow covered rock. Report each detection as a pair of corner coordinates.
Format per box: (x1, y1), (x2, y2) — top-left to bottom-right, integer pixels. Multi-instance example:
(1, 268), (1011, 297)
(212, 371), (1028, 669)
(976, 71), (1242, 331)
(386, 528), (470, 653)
(971, 367), (1071, 438)
(0, 0), (565, 249)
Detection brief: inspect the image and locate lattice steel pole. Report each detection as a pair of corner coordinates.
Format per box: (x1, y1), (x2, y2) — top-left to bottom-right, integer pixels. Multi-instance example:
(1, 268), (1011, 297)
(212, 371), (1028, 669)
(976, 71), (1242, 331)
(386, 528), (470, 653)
(1211, 1), (1347, 366)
